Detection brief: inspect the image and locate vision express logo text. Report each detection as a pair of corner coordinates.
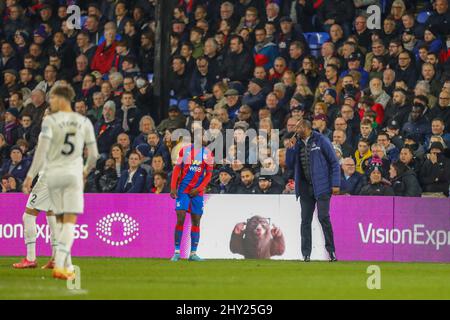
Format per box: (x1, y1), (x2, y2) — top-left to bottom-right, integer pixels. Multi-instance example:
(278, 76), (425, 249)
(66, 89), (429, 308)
(359, 223), (450, 250)
(0, 224), (88, 242)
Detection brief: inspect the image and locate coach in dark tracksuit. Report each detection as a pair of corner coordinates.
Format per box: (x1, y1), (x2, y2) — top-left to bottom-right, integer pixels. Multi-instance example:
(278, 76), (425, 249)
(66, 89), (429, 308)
(286, 120), (341, 262)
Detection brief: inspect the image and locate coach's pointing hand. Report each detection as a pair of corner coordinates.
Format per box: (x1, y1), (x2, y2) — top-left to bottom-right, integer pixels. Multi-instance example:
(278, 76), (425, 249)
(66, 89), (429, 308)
(22, 176), (33, 194)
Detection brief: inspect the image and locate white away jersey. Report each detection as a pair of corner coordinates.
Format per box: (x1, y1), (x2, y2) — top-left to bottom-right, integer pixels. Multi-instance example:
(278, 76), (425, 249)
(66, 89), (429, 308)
(40, 112), (96, 173)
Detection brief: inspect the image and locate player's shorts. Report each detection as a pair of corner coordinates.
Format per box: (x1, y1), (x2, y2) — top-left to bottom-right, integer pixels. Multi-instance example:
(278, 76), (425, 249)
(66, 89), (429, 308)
(26, 178), (52, 212)
(176, 192), (204, 215)
(46, 170), (84, 215)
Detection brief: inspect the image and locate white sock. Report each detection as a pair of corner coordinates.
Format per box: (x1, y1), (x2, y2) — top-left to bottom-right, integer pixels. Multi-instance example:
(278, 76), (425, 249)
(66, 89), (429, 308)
(23, 213), (37, 261)
(57, 221), (70, 268)
(53, 220), (63, 261)
(46, 215), (58, 258)
(65, 254), (73, 272)
(55, 223), (75, 269)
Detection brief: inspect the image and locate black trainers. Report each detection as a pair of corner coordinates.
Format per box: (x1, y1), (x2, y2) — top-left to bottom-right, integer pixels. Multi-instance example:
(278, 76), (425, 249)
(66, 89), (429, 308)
(303, 255), (310, 262)
(328, 252), (337, 262)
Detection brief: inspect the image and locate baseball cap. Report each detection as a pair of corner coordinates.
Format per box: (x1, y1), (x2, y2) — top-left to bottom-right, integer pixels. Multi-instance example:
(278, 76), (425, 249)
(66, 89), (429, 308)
(280, 16), (293, 23)
(218, 166), (234, 176)
(313, 114), (327, 122)
(347, 52), (362, 62)
(258, 175), (273, 181)
(224, 89), (239, 97)
(189, 96), (203, 105)
(292, 93), (304, 103)
(324, 88), (337, 100)
(168, 105), (181, 112)
(33, 25), (48, 39)
(387, 119), (400, 130)
(249, 78), (265, 88)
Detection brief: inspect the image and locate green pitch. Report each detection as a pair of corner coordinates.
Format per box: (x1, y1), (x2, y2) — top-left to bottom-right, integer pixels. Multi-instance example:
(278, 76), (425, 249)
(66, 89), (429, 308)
(0, 257), (449, 300)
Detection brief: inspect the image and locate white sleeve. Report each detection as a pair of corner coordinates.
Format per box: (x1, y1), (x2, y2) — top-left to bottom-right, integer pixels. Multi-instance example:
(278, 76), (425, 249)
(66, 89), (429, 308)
(40, 116), (53, 140)
(83, 119), (99, 173)
(27, 134), (51, 180)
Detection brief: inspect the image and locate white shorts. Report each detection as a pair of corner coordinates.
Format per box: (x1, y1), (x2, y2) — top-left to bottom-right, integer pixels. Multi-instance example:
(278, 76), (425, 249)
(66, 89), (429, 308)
(26, 178), (52, 212)
(46, 170), (84, 215)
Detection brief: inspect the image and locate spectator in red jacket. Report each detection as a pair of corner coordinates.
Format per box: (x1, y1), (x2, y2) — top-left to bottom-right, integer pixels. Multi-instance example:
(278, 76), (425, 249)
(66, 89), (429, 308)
(91, 22), (117, 75)
(358, 95), (384, 126)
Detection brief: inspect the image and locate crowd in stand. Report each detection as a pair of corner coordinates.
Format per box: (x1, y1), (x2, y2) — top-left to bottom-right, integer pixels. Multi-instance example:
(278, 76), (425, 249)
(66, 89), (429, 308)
(0, 0), (449, 197)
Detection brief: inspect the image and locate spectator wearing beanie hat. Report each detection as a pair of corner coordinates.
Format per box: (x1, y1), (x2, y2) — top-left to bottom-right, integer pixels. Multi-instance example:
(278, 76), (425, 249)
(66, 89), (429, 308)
(242, 78), (267, 111)
(2, 108), (20, 146)
(256, 175), (283, 194)
(209, 166), (237, 194)
(0, 145), (31, 184)
(359, 162), (395, 196)
(312, 114), (332, 141)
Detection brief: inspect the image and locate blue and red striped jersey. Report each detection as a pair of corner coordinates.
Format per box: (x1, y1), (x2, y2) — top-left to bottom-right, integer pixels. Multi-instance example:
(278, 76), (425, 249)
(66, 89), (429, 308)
(175, 144), (214, 195)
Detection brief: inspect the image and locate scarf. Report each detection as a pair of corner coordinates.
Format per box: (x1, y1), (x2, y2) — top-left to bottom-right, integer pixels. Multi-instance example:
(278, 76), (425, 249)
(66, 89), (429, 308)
(254, 39), (272, 52)
(121, 105), (137, 132)
(4, 121), (18, 145)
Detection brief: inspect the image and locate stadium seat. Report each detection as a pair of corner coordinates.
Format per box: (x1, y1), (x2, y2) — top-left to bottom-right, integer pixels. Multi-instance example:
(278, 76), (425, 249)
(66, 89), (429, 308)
(178, 99), (189, 115)
(304, 32), (330, 57)
(170, 98), (190, 115)
(416, 11), (432, 24)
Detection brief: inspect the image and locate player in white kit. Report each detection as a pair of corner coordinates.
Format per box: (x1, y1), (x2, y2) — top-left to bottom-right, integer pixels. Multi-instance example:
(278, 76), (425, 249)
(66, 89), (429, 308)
(12, 169), (59, 270)
(23, 85), (99, 280)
